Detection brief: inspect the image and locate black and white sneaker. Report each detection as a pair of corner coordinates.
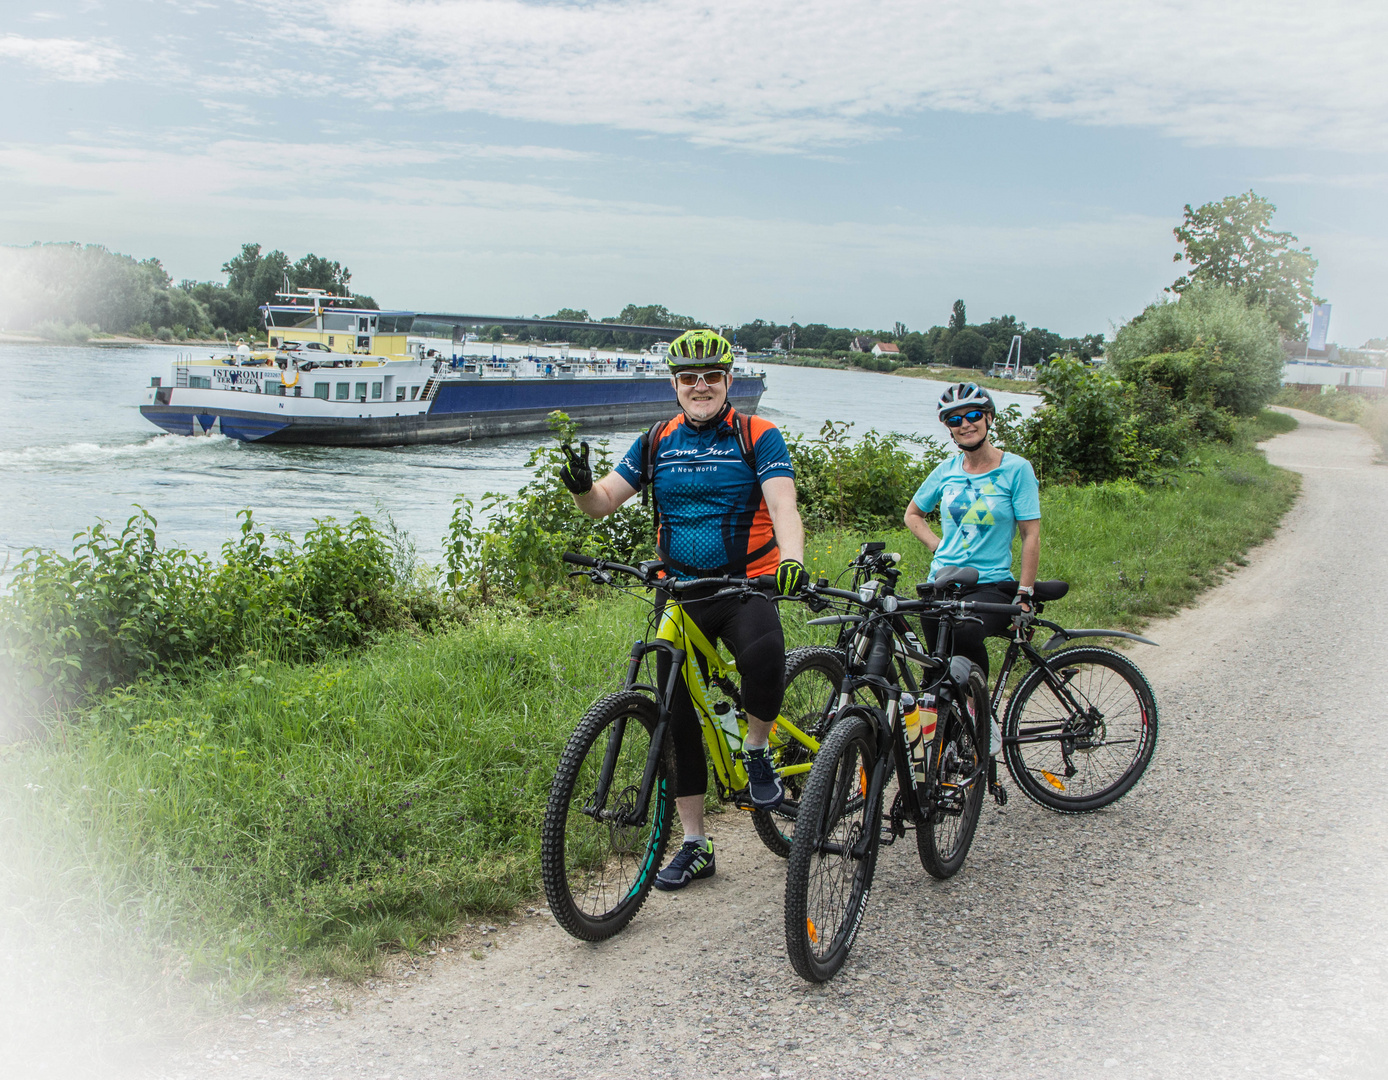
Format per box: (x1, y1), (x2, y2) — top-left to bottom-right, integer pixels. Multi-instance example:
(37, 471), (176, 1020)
(743, 746), (785, 810)
(654, 839), (716, 892)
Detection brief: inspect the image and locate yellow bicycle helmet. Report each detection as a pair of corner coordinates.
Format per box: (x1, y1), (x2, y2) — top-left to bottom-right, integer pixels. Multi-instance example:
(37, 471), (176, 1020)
(666, 329), (734, 369)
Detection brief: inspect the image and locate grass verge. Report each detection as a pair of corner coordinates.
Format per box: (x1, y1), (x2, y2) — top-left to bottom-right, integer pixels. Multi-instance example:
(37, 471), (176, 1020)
(0, 418), (1299, 1005)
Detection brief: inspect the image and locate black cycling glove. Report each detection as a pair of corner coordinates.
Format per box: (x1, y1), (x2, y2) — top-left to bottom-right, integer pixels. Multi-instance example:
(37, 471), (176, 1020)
(558, 441), (593, 495)
(776, 559), (807, 596)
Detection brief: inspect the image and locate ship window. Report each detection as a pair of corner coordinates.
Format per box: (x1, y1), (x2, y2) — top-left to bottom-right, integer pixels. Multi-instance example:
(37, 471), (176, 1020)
(357, 335), (371, 349)
(358, 317), (369, 332)
(371, 382), (382, 400)
(410, 386), (420, 400)
(396, 386), (406, 401)
(188, 375), (211, 389)
(313, 382), (329, 399)
(336, 382), (350, 400)
(355, 382), (367, 401)
(324, 313), (355, 331)
(328, 336), (335, 346)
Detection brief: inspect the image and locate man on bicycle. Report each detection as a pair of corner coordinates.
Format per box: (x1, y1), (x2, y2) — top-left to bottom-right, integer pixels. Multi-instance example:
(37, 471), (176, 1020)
(558, 329), (807, 890)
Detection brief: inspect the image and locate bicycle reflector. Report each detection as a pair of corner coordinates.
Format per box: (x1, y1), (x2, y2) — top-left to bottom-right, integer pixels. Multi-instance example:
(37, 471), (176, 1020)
(1041, 771), (1066, 791)
(807, 917), (819, 944)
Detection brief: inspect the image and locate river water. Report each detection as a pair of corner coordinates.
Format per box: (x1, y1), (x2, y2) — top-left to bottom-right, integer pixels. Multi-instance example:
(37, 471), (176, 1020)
(0, 343), (1037, 570)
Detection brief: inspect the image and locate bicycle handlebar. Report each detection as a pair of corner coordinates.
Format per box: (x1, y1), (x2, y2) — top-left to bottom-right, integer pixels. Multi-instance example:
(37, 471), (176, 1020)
(563, 553), (775, 594)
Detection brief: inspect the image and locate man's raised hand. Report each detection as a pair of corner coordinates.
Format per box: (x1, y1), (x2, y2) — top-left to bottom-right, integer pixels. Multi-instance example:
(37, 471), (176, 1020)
(558, 441), (593, 495)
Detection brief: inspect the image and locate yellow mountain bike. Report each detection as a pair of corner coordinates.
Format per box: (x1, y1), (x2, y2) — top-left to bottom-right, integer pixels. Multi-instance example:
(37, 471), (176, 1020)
(541, 553), (844, 941)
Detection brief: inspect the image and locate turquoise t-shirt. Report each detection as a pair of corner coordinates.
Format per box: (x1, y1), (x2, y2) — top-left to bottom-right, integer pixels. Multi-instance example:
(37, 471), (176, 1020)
(912, 452), (1040, 584)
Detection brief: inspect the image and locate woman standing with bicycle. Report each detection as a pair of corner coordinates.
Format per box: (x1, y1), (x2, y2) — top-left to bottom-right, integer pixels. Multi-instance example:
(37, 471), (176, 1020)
(558, 329), (808, 891)
(904, 382), (1041, 753)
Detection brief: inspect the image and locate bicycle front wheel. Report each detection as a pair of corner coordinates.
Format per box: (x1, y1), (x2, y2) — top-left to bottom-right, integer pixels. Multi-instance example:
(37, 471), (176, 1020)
(752, 646), (847, 858)
(541, 692), (674, 941)
(1002, 646), (1157, 813)
(784, 711), (882, 982)
(917, 664), (988, 880)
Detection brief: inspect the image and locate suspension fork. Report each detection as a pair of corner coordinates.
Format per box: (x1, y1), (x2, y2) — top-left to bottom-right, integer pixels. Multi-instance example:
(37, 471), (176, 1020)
(588, 638), (684, 825)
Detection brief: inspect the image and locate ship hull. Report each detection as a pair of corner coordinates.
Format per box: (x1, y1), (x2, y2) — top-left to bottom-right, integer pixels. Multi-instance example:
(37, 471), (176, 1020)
(141, 375), (766, 447)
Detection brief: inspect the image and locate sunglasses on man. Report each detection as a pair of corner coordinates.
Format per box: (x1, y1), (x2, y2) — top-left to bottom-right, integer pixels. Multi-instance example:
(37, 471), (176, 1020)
(674, 370), (728, 387)
(943, 409), (988, 428)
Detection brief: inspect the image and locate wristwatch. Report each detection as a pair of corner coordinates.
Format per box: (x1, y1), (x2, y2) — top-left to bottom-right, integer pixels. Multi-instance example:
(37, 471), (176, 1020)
(1016, 585), (1035, 601)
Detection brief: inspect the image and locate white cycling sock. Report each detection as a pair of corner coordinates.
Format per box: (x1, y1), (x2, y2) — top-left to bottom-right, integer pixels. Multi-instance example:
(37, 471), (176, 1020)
(744, 737), (769, 752)
(683, 834), (707, 846)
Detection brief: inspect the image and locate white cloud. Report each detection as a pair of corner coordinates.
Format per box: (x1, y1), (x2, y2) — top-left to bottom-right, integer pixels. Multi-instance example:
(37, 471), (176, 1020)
(242, 0), (1388, 154)
(0, 137), (1171, 334)
(0, 34), (124, 82)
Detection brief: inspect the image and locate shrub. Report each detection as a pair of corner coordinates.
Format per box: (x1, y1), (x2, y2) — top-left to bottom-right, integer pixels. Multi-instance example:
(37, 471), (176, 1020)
(1108, 284), (1283, 415)
(0, 508), (425, 716)
(444, 413), (650, 604)
(993, 356), (1164, 484)
(787, 421), (946, 531)
(33, 320), (93, 344)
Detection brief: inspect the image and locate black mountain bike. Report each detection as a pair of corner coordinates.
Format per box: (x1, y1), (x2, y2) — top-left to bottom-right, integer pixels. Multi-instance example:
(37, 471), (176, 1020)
(782, 544), (992, 982)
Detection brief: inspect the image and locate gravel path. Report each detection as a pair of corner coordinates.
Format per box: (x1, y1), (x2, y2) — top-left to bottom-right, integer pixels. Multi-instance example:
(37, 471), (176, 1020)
(11, 410), (1388, 1079)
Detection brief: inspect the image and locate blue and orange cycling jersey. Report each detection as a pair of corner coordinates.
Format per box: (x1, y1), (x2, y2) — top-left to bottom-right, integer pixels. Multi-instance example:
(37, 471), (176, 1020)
(614, 408), (795, 579)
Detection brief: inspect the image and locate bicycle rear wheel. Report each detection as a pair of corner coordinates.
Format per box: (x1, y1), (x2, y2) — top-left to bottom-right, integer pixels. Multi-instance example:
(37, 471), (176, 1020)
(917, 665), (988, 880)
(541, 692), (673, 941)
(1002, 646), (1157, 813)
(784, 711), (882, 982)
(752, 646), (847, 858)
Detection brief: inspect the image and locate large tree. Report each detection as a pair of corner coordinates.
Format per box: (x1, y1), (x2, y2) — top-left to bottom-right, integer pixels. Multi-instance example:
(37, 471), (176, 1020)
(1171, 190), (1320, 338)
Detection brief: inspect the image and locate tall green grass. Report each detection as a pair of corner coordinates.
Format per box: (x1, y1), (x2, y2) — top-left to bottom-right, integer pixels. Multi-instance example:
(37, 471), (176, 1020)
(0, 424), (1299, 1003)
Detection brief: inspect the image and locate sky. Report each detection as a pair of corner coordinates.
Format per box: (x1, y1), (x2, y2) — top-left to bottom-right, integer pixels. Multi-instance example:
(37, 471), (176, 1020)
(1, 0), (1385, 345)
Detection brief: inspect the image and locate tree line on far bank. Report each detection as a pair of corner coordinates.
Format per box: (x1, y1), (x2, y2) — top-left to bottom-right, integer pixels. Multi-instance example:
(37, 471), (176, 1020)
(0, 241), (372, 342)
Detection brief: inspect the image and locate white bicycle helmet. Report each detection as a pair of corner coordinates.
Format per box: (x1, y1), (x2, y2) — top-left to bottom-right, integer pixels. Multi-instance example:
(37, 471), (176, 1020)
(936, 381), (995, 419)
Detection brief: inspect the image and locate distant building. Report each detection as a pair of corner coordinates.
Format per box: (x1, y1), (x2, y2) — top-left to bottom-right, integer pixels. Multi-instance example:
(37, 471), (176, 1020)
(849, 336), (875, 353)
(1283, 361), (1385, 395)
(871, 342), (900, 358)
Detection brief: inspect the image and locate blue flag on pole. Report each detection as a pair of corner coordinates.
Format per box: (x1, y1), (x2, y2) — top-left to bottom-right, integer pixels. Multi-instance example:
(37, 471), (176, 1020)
(1308, 304), (1332, 352)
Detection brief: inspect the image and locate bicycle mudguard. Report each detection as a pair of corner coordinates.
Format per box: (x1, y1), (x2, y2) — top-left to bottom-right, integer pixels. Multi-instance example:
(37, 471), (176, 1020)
(807, 614), (863, 627)
(1041, 628), (1159, 650)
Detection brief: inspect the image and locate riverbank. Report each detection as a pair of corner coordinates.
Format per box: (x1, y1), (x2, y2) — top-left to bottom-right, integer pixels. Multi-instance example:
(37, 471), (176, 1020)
(0, 412), (1298, 1008)
(894, 363), (1041, 395)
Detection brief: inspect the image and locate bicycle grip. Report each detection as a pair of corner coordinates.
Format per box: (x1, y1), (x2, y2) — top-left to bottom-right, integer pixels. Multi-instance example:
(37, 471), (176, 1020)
(562, 552), (598, 567)
(969, 601), (1025, 614)
(751, 575), (777, 590)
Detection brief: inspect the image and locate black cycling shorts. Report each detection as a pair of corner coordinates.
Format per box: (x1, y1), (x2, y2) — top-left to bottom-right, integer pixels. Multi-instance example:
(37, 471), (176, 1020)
(654, 584), (785, 799)
(919, 579), (1021, 681)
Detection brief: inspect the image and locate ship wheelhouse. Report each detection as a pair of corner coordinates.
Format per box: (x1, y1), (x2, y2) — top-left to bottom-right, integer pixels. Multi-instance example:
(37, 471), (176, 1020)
(261, 287), (415, 359)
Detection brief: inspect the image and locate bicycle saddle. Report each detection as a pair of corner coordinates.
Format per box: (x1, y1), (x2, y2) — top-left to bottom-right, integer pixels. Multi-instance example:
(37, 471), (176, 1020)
(920, 566), (979, 593)
(1032, 580), (1068, 601)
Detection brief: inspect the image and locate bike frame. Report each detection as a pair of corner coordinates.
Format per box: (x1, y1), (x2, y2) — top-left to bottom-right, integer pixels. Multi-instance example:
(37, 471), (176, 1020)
(584, 593), (822, 829)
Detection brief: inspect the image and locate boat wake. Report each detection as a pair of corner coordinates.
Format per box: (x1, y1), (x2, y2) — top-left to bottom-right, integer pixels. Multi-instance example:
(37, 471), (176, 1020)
(0, 434), (235, 469)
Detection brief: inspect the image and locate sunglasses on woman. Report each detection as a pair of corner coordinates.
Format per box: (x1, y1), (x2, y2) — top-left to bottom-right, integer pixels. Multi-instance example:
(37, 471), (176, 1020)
(674, 370), (728, 387)
(943, 409), (988, 428)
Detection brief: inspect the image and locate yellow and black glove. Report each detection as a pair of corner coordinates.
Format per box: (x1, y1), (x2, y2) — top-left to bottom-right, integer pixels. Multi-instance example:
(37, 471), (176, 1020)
(776, 558), (807, 596)
(558, 441), (593, 495)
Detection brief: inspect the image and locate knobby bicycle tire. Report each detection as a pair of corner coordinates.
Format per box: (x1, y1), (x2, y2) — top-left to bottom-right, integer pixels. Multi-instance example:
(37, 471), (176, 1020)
(784, 710), (882, 982)
(752, 646), (847, 858)
(917, 664), (989, 879)
(1002, 645), (1158, 814)
(541, 692), (674, 941)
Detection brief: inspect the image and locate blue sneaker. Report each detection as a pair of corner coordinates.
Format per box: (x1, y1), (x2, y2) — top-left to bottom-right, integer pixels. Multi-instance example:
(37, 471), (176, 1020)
(654, 839), (716, 892)
(743, 746), (785, 810)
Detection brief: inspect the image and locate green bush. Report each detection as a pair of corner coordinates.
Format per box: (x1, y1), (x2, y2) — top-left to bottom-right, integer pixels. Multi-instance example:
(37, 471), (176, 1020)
(1108, 284), (1283, 415)
(787, 421), (946, 531)
(0, 509), (430, 716)
(444, 413), (650, 604)
(993, 356), (1167, 484)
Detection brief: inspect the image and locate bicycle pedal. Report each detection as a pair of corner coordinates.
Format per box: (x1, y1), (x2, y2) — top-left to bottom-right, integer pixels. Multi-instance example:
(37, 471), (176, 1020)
(990, 782), (1008, 807)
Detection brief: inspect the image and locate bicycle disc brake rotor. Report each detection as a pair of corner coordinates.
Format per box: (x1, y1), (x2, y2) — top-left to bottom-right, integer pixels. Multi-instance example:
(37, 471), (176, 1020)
(606, 785), (641, 854)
